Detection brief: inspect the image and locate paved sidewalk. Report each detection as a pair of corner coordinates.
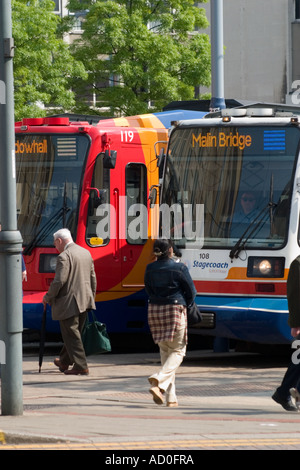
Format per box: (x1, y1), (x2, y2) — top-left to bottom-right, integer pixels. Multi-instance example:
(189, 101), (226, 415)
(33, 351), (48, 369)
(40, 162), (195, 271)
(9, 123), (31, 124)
(0, 349), (300, 451)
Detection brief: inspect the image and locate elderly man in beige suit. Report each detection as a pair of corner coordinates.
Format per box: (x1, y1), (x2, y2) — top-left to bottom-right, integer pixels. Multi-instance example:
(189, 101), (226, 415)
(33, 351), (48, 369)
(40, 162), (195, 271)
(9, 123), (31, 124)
(43, 228), (97, 375)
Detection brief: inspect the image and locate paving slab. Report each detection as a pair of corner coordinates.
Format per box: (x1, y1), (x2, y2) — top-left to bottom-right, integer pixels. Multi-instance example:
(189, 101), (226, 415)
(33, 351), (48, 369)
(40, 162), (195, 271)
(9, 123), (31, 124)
(0, 349), (300, 452)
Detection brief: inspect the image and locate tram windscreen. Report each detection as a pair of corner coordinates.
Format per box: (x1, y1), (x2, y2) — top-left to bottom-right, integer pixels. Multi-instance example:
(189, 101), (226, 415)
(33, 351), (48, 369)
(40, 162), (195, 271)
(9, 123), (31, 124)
(162, 125), (300, 249)
(16, 134), (89, 250)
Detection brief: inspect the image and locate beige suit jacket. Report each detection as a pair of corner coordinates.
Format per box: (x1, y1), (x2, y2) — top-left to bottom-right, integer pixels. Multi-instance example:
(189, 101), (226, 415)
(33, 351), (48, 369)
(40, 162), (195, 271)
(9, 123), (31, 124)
(44, 243), (97, 321)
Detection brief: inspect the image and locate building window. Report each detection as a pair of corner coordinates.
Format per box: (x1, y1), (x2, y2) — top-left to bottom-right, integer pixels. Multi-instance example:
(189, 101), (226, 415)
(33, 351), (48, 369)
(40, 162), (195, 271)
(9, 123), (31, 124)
(296, 0), (300, 19)
(53, 0), (61, 13)
(72, 16), (83, 32)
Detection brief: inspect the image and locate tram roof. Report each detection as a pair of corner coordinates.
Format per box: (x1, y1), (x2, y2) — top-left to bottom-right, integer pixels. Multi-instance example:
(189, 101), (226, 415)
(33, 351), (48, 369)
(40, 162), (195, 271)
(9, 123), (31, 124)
(163, 99), (300, 115)
(206, 102), (300, 119)
(36, 100), (300, 130)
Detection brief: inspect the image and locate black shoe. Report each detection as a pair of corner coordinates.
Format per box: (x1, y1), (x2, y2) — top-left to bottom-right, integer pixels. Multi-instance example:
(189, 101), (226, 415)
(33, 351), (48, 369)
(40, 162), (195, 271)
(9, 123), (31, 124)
(272, 390), (298, 412)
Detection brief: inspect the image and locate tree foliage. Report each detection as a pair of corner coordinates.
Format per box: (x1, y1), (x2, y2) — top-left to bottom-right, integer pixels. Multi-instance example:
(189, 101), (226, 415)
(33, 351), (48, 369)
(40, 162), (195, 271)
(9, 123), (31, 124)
(12, 0), (87, 120)
(68, 0), (211, 116)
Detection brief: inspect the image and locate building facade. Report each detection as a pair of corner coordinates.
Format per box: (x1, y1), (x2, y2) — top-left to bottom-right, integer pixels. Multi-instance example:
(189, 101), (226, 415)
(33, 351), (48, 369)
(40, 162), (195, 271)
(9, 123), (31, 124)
(54, 0), (300, 106)
(202, 0), (300, 104)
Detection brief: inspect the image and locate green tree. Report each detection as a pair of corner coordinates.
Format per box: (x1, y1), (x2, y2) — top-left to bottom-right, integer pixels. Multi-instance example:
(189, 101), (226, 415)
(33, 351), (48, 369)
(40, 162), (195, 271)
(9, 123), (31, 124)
(12, 0), (87, 120)
(68, 0), (210, 116)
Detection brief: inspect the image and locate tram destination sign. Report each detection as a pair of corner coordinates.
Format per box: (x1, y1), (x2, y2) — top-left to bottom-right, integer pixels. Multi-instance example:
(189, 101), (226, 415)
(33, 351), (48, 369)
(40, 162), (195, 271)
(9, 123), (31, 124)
(192, 131), (252, 150)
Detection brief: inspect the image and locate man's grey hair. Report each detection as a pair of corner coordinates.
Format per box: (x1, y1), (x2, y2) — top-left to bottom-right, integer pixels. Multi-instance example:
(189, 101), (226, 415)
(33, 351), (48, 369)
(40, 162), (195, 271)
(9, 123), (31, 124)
(53, 228), (73, 241)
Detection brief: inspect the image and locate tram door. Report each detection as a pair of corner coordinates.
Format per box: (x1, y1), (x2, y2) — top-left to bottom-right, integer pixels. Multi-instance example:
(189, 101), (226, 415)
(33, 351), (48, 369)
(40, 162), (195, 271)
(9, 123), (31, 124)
(86, 148), (123, 292)
(86, 146), (150, 294)
(121, 159), (148, 288)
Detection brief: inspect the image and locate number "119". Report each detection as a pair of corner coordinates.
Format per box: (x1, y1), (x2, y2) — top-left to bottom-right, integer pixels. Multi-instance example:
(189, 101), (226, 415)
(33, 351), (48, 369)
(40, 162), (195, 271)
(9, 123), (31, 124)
(121, 131), (134, 142)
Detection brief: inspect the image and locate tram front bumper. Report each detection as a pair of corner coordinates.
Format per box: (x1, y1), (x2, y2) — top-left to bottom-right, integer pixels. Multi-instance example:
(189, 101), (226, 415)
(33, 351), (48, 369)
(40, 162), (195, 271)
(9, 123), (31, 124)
(190, 296), (291, 345)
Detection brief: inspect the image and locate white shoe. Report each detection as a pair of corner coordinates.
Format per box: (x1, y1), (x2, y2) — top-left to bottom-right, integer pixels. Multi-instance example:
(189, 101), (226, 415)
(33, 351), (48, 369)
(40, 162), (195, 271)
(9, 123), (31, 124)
(290, 388), (300, 409)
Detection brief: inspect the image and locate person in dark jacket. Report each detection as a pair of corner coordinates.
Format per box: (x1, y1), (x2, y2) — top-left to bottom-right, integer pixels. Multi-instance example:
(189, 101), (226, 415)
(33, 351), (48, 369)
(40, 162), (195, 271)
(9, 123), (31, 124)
(144, 239), (196, 407)
(272, 255), (300, 411)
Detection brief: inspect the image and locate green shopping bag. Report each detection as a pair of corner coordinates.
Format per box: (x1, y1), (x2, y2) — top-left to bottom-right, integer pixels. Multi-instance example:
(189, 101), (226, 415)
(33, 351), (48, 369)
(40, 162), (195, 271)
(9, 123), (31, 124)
(81, 311), (111, 356)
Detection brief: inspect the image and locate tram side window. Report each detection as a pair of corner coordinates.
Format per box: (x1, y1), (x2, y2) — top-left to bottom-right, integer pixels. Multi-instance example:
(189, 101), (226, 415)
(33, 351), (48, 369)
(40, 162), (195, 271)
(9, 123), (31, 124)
(126, 163), (147, 244)
(86, 154), (110, 246)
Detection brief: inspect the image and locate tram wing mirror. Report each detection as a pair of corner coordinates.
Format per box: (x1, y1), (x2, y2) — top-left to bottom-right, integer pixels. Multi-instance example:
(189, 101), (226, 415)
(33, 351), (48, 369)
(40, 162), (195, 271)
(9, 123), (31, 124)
(157, 149), (165, 168)
(100, 149), (117, 169)
(154, 142), (167, 168)
(149, 185), (158, 208)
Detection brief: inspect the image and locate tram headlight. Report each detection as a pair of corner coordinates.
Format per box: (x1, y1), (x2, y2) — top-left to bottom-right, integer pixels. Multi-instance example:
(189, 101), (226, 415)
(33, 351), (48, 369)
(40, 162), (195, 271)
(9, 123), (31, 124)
(258, 259), (272, 275)
(39, 254), (58, 273)
(247, 257), (285, 278)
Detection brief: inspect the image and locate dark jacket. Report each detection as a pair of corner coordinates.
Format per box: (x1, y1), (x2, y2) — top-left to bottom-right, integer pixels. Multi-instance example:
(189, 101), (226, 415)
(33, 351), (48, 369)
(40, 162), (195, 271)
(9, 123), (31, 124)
(287, 255), (300, 327)
(144, 257), (196, 306)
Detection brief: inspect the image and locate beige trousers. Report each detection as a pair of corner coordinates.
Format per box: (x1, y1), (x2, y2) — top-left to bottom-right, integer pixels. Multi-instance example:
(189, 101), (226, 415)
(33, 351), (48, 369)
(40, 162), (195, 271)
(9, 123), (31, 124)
(149, 311), (186, 403)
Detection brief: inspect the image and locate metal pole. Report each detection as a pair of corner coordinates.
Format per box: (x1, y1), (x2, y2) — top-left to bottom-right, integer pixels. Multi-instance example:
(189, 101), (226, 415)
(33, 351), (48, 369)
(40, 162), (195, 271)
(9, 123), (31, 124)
(0, 0), (23, 416)
(210, 0), (226, 110)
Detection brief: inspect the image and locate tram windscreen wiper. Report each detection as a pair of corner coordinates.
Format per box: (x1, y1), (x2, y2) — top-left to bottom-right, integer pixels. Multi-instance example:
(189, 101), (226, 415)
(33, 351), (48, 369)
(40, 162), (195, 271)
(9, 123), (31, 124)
(23, 206), (70, 256)
(23, 182), (71, 256)
(229, 203), (275, 260)
(229, 175), (277, 260)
